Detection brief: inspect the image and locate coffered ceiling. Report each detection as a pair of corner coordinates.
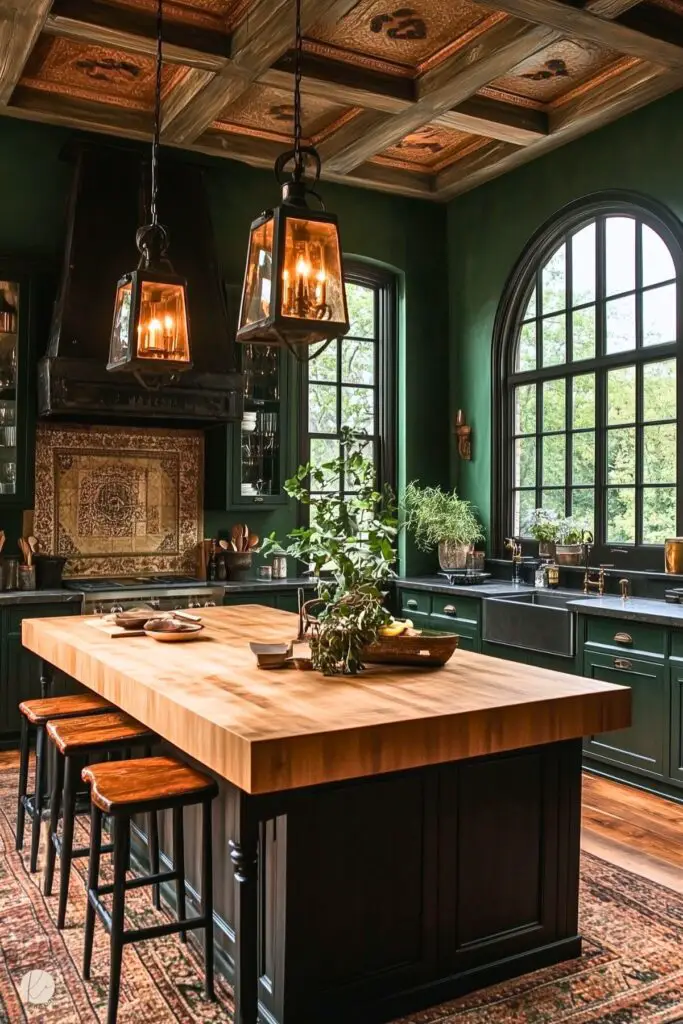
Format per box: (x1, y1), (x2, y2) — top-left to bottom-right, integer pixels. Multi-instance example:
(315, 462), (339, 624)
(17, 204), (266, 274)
(1, 0), (683, 200)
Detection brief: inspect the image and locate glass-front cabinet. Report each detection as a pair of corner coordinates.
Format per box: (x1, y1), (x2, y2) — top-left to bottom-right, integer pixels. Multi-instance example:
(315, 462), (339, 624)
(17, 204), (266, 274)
(0, 262), (33, 506)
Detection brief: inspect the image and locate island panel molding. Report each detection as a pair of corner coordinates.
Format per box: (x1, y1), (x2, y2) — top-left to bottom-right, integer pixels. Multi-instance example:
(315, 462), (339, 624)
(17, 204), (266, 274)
(23, 605), (631, 793)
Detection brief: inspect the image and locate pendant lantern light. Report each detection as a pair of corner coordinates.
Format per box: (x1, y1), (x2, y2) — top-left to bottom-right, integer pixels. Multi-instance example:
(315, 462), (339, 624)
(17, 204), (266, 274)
(107, 0), (191, 383)
(236, 0), (349, 359)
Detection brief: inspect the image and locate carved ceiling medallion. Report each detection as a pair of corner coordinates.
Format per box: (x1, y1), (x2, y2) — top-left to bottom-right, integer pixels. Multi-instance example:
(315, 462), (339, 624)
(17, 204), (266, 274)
(213, 82), (354, 142)
(371, 124), (487, 173)
(100, 0), (246, 31)
(489, 38), (623, 104)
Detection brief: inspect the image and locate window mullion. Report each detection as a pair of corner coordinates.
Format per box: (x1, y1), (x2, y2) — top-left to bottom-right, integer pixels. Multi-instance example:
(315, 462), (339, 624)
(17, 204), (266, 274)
(595, 217), (607, 548)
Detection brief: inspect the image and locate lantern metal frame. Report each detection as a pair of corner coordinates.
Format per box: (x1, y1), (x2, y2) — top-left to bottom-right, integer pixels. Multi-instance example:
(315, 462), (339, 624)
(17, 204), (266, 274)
(107, 0), (192, 384)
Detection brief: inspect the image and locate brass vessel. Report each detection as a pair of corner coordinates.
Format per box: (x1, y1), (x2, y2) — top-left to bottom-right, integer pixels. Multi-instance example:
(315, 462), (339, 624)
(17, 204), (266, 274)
(664, 538), (683, 573)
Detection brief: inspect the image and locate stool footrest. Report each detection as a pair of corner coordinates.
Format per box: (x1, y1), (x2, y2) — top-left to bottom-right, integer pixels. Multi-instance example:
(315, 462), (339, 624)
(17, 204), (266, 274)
(87, 889), (209, 944)
(95, 870), (177, 897)
(52, 833), (113, 859)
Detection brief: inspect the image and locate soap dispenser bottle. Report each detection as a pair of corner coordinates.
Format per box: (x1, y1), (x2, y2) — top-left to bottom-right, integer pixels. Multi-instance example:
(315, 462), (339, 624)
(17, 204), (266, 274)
(535, 560), (548, 588)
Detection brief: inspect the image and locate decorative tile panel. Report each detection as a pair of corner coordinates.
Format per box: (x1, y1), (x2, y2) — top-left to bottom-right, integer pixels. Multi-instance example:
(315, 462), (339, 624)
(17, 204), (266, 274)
(370, 123), (487, 172)
(484, 38), (623, 105)
(34, 425), (203, 578)
(99, 0), (245, 31)
(212, 82), (357, 144)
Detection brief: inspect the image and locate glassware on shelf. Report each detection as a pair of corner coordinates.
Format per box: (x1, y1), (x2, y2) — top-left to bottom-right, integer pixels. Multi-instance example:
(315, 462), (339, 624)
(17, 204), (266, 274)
(0, 461), (16, 493)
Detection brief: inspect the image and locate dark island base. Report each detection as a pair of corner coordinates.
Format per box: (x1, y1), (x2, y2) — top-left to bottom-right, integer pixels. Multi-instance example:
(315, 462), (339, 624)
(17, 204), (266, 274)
(132, 738), (583, 1024)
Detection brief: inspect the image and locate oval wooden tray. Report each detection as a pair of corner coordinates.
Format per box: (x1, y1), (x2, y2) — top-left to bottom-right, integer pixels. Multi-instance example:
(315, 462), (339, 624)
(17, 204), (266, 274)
(363, 630), (459, 667)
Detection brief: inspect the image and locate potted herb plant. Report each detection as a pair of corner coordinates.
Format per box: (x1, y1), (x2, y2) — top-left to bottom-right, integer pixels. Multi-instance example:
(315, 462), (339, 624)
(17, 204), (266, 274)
(261, 429), (398, 675)
(524, 508), (561, 558)
(556, 516), (589, 565)
(403, 482), (484, 570)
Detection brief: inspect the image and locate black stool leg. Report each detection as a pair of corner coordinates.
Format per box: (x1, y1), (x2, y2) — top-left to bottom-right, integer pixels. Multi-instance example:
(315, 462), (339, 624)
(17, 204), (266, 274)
(44, 742), (64, 896)
(202, 797), (215, 1001)
(108, 815), (129, 1024)
(29, 725), (47, 873)
(57, 755), (78, 929)
(16, 715), (30, 850)
(83, 804), (102, 981)
(148, 810), (160, 910)
(173, 806), (186, 942)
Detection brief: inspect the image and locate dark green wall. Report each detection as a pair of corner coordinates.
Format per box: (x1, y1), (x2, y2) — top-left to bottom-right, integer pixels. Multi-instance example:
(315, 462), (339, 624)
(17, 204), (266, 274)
(0, 115), (450, 573)
(447, 87), (683, 547)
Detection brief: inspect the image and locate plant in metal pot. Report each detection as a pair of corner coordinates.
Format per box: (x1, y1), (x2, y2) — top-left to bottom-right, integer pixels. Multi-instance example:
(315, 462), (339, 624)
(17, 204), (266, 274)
(523, 508), (561, 556)
(261, 428), (398, 675)
(402, 482), (484, 570)
(556, 515), (590, 564)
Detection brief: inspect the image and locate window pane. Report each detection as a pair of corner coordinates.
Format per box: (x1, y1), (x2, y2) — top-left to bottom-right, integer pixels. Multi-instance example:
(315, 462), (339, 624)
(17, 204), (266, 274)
(606, 216), (635, 296)
(517, 322), (536, 371)
(607, 427), (636, 484)
(309, 340), (338, 382)
(572, 373), (595, 428)
(642, 225), (675, 287)
(309, 438), (340, 491)
(542, 244), (566, 315)
(572, 305), (595, 361)
(606, 294), (636, 353)
(607, 365), (635, 424)
(523, 287), (536, 321)
(571, 488), (594, 533)
(341, 386), (374, 433)
(542, 314), (565, 367)
(572, 222), (596, 305)
(542, 489), (565, 517)
(309, 384), (337, 433)
(543, 379), (565, 432)
(515, 384), (536, 434)
(607, 487), (635, 543)
(643, 283), (676, 347)
(542, 435), (565, 485)
(515, 490), (536, 536)
(643, 359), (676, 422)
(643, 423), (676, 483)
(346, 283), (374, 337)
(643, 487), (676, 543)
(342, 339), (374, 384)
(514, 437), (536, 487)
(572, 431), (594, 485)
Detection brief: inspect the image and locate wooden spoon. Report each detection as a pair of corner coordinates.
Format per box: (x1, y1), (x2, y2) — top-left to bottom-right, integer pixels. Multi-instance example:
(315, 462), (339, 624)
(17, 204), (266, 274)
(231, 523), (244, 551)
(0, 530), (5, 554)
(242, 524), (249, 552)
(28, 535), (39, 555)
(248, 533), (260, 550)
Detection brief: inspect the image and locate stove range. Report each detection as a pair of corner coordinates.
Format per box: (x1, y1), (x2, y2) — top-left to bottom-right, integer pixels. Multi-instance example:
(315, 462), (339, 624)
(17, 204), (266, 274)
(437, 571), (492, 586)
(63, 575), (225, 614)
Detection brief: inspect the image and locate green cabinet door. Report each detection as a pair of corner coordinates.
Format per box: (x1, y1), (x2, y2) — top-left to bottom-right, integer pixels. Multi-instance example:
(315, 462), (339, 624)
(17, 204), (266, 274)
(223, 594), (275, 607)
(669, 660), (683, 786)
(454, 624), (480, 652)
(583, 650), (667, 779)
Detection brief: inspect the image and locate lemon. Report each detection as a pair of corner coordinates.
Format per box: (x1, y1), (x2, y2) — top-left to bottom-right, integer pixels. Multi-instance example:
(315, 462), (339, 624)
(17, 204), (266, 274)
(379, 620), (408, 637)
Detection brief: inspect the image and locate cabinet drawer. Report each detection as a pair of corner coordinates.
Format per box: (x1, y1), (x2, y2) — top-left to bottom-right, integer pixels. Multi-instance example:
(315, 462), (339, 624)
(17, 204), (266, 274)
(669, 630), (683, 659)
(432, 593), (479, 625)
(585, 617), (666, 656)
(400, 590), (431, 616)
(6, 602), (80, 632)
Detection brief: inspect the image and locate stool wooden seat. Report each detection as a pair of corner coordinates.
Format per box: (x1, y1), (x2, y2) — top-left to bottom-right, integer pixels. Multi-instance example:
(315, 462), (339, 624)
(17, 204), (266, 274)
(16, 692), (113, 871)
(44, 711), (157, 930)
(81, 757), (217, 1024)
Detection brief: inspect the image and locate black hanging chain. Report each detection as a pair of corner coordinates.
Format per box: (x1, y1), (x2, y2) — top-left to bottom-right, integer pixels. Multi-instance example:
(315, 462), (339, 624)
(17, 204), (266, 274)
(150, 0), (163, 227)
(292, 0), (303, 180)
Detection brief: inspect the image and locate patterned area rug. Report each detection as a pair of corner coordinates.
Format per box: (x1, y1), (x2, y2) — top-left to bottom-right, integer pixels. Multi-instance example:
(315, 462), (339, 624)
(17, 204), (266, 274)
(1, 760), (683, 1023)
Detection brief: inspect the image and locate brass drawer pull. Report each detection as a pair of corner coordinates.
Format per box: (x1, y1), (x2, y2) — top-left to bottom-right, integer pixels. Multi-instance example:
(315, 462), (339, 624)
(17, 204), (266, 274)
(614, 657), (632, 670)
(406, 599), (418, 610)
(443, 604), (457, 616)
(614, 631), (633, 645)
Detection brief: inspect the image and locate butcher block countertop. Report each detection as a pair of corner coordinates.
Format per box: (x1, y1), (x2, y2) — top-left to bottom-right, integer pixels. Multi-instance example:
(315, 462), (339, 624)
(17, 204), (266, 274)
(23, 605), (631, 795)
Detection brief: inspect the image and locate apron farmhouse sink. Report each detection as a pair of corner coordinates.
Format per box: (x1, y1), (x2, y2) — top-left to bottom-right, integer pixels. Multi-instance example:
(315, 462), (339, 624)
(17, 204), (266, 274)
(483, 590), (589, 659)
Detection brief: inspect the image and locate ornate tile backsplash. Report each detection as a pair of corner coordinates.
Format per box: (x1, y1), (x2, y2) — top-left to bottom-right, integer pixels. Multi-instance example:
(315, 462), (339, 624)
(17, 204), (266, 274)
(34, 424), (203, 578)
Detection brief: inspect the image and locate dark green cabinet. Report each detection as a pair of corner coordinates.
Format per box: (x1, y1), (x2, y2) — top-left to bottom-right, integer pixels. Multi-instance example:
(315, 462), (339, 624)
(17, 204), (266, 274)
(223, 589), (313, 612)
(669, 660), (683, 785)
(397, 587), (482, 652)
(0, 259), (38, 509)
(582, 649), (667, 779)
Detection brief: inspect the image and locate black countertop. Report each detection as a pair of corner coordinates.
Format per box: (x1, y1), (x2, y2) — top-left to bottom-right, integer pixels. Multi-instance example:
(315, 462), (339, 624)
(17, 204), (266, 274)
(0, 589), (82, 605)
(396, 576), (536, 598)
(223, 577), (315, 593)
(568, 595), (683, 627)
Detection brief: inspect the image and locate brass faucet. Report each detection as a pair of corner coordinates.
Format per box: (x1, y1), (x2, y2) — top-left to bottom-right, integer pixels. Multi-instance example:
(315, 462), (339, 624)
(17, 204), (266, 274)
(583, 564), (613, 596)
(619, 578), (631, 600)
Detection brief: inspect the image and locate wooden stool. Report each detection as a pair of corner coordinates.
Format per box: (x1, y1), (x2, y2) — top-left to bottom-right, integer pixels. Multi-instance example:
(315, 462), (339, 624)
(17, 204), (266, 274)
(81, 756), (218, 1024)
(17, 693), (113, 872)
(45, 711), (157, 930)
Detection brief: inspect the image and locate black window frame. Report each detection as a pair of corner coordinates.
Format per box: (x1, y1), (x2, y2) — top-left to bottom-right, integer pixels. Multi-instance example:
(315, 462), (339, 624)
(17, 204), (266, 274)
(492, 190), (683, 571)
(299, 259), (397, 500)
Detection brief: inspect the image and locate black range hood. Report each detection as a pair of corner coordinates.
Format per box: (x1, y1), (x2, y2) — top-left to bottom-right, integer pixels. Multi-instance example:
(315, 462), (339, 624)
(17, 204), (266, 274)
(39, 142), (243, 422)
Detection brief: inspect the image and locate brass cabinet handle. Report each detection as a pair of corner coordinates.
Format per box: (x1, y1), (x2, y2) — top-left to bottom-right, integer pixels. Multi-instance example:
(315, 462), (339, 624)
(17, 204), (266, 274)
(614, 657), (632, 670)
(406, 599), (418, 610)
(614, 631), (633, 645)
(443, 604), (457, 616)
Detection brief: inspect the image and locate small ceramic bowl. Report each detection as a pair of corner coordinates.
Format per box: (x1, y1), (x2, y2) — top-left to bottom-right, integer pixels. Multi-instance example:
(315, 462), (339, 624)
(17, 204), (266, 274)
(144, 618), (204, 643)
(249, 641), (293, 669)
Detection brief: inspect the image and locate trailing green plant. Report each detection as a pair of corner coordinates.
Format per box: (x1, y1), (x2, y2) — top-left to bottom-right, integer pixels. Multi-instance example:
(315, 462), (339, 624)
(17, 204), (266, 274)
(402, 482), (484, 552)
(523, 508), (561, 543)
(261, 428), (398, 675)
(557, 515), (589, 545)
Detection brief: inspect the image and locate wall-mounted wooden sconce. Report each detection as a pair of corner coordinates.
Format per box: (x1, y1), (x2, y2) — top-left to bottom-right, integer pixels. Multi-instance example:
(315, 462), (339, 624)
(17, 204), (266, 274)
(454, 409), (472, 460)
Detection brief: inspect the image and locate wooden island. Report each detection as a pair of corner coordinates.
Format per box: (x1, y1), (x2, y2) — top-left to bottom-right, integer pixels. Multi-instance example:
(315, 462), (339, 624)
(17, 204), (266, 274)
(23, 605), (631, 1024)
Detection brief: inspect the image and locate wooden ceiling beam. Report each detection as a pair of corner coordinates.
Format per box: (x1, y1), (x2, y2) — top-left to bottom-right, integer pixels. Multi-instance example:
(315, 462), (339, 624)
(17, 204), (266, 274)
(435, 61), (682, 199)
(485, 0), (683, 69)
(161, 0), (358, 146)
(318, 0), (650, 174)
(435, 96), (548, 146)
(8, 83), (151, 138)
(44, 0), (229, 71)
(0, 0), (53, 106)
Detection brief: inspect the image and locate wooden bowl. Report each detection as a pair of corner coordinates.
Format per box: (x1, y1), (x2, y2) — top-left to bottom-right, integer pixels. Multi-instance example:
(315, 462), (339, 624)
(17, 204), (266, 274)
(144, 618), (204, 643)
(362, 630), (459, 667)
(114, 609), (152, 631)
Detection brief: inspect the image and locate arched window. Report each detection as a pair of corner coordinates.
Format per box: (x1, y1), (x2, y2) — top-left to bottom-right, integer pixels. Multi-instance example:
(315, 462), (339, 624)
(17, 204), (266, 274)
(493, 192), (683, 569)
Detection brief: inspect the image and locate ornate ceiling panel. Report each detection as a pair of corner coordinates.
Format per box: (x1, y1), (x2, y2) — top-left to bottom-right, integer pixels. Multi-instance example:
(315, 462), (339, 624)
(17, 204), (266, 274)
(483, 38), (624, 106)
(20, 37), (186, 111)
(369, 123), (485, 172)
(98, 0), (245, 31)
(212, 82), (357, 144)
(305, 0), (504, 77)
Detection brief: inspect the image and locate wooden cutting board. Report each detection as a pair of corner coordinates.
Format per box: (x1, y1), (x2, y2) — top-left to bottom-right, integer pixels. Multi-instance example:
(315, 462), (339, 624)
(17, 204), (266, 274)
(85, 617), (146, 639)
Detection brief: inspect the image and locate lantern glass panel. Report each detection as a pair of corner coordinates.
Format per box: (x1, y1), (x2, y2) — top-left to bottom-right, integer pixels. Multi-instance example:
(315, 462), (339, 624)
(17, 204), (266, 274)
(241, 217), (274, 328)
(110, 280), (133, 365)
(137, 280), (190, 362)
(280, 216), (345, 324)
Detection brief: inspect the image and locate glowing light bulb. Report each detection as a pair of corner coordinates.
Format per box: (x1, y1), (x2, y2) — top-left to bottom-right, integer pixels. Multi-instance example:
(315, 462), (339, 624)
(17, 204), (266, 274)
(296, 257), (310, 278)
(148, 317), (161, 350)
